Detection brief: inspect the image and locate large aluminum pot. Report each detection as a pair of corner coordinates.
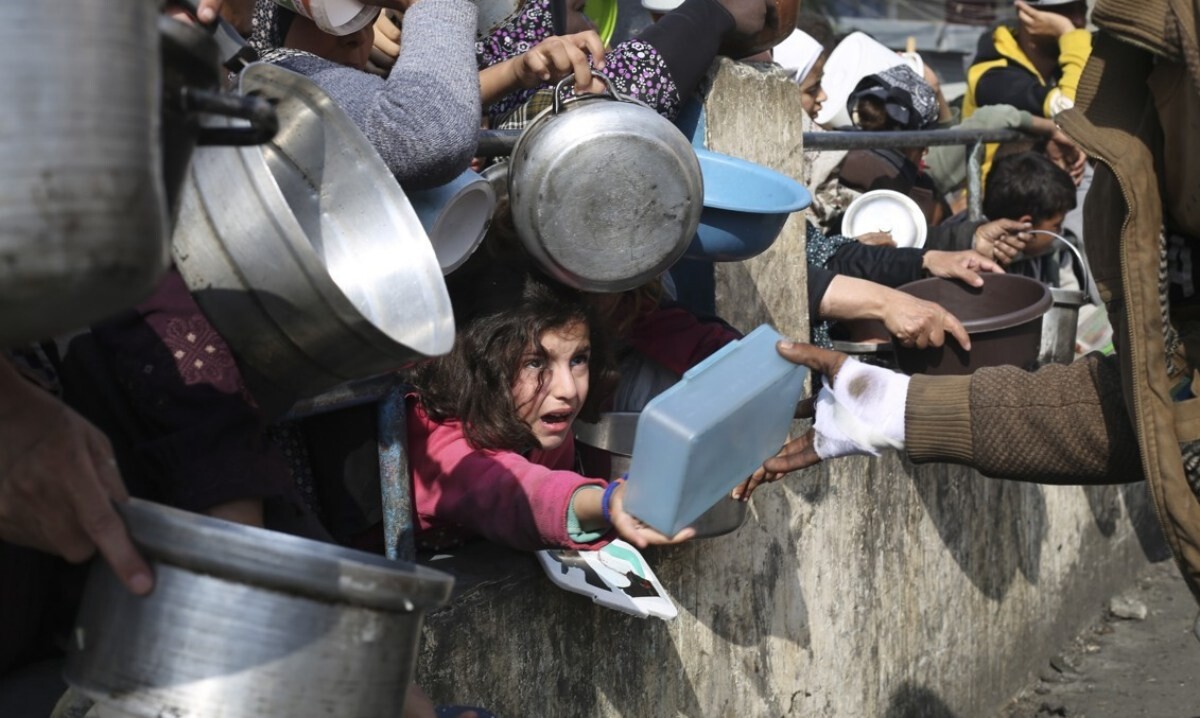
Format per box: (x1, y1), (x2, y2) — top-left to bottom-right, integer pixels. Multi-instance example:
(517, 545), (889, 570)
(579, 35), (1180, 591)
(509, 73), (703, 292)
(0, 0), (169, 348)
(574, 411), (748, 539)
(64, 499), (454, 718)
(172, 63), (455, 413)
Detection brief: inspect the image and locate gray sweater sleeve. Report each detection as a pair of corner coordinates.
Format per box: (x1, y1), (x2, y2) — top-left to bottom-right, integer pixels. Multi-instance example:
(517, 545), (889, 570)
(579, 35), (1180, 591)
(274, 0), (481, 188)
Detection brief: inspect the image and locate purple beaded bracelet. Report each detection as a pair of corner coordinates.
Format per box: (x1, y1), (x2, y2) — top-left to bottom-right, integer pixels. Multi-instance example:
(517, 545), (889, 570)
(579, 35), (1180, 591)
(600, 476), (625, 524)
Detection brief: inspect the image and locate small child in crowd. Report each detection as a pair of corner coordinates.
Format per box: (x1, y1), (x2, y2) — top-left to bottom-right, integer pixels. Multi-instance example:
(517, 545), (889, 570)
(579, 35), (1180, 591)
(405, 266), (695, 552)
(928, 151), (1077, 285)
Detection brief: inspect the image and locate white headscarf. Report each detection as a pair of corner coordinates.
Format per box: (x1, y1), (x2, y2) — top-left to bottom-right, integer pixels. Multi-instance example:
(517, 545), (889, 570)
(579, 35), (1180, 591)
(772, 29), (824, 85)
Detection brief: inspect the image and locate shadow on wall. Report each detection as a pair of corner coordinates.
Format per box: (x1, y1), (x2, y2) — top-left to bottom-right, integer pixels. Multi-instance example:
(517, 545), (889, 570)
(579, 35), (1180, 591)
(1119, 482), (1173, 563)
(1083, 483), (1124, 538)
(648, 500), (813, 715)
(418, 546), (709, 717)
(884, 682), (961, 718)
(910, 461), (1047, 600)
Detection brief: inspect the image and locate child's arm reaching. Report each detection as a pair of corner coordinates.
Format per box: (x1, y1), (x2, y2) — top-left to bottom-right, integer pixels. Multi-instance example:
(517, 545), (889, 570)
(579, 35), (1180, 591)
(571, 480), (696, 549)
(479, 31), (607, 108)
(408, 401), (608, 551)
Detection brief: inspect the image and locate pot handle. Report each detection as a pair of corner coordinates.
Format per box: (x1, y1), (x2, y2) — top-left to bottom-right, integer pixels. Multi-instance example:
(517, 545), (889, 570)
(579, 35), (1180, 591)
(186, 88), (279, 146)
(173, 0), (259, 71)
(1025, 230), (1096, 301)
(551, 71), (631, 114)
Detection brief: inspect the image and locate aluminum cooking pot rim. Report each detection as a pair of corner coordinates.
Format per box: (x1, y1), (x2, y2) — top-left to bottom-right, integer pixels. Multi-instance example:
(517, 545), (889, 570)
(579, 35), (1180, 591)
(118, 499), (453, 613)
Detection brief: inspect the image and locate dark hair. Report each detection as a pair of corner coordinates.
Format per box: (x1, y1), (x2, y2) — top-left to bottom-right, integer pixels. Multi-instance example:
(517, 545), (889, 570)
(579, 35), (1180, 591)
(796, 13), (837, 53)
(410, 266), (614, 453)
(983, 151), (1076, 224)
(853, 95), (891, 131)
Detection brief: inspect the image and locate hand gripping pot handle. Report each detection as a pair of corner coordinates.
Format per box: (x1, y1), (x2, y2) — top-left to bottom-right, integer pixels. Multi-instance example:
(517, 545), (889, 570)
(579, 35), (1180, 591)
(174, 0), (260, 71)
(166, 0), (279, 147)
(551, 71), (643, 114)
(1026, 230), (1095, 299)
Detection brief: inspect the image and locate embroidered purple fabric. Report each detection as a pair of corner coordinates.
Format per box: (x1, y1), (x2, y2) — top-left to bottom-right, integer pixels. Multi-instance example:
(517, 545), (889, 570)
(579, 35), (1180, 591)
(476, 0), (680, 122)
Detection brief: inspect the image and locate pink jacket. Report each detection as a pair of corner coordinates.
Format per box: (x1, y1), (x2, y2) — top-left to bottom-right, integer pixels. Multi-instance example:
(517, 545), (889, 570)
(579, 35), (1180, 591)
(406, 398), (610, 551)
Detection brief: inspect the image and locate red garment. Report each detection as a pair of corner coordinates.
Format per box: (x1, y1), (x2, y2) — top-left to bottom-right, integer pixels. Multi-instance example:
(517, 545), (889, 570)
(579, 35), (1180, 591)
(626, 301), (742, 376)
(406, 397), (610, 551)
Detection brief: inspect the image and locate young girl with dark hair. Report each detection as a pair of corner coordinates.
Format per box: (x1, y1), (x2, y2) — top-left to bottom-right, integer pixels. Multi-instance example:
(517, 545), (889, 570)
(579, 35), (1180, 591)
(406, 267), (694, 552)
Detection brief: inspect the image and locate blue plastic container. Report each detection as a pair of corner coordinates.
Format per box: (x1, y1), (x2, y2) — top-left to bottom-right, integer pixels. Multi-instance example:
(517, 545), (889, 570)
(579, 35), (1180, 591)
(685, 148), (812, 262)
(622, 325), (808, 535)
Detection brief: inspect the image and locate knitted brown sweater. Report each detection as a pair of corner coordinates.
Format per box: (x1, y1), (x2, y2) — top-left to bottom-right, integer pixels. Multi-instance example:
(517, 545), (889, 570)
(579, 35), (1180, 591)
(905, 352), (1145, 484)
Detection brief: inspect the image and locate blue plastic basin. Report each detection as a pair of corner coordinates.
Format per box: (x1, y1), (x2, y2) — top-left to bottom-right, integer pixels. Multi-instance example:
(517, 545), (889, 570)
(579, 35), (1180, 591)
(685, 148), (812, 262)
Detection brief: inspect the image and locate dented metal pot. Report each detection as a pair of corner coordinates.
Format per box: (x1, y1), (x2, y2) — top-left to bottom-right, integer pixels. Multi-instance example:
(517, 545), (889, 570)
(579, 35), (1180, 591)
(508, 73), (702, 292)
(64, 499), (454, 718)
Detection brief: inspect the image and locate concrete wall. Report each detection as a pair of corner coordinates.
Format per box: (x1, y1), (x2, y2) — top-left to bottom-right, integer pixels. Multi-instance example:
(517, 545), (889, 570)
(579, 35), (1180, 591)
(414, 60), (1163, 717)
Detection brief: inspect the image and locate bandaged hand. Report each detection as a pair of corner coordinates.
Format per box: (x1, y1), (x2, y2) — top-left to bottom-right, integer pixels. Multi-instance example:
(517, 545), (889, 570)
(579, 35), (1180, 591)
(811, 357), (909, 459)
(734, 343), (912, 501)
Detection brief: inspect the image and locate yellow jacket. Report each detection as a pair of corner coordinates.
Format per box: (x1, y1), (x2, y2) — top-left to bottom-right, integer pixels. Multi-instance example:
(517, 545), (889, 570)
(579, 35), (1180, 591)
(963, 24), (1092, 119)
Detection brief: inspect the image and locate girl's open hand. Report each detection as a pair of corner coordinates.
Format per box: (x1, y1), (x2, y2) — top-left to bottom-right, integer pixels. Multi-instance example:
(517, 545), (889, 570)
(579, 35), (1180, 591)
(513, 32), (607, 95)
(606, 481), (695, 549)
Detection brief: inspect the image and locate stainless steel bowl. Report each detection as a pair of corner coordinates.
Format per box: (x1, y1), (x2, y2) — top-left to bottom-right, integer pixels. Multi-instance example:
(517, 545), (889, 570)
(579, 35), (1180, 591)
(172, 64), (455, 412)
(64, 499), (454, 718)
(575, 412), (749, 539)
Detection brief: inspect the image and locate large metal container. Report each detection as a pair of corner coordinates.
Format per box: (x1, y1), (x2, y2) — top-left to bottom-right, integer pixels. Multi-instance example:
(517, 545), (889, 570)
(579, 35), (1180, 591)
(508, 73), (702, 293)
(172, 64), (455, 412)
(64, 499), (454, 718)
(574, 412), (749, 539)
(0, 0), (169, 347)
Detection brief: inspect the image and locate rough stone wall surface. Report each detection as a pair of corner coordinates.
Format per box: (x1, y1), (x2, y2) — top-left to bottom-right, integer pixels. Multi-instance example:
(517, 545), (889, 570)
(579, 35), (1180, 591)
(415, 59), (1160, 717)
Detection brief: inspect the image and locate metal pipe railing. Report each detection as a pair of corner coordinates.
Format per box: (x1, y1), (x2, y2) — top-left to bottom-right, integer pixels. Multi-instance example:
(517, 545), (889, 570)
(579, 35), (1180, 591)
(478, 126), (1030, 222)
(476, 127), (1029, 156)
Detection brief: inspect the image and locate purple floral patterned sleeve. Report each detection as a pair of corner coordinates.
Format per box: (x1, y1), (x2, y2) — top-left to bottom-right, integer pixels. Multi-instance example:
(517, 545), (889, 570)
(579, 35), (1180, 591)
(477, 0), (681, 122)
(591, 39), (680, 119)
(475, 0), (555, 69)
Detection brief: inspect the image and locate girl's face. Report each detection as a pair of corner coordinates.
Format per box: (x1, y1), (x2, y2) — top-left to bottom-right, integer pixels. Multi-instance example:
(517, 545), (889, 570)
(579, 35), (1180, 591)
(511, 320), (591, 451)
(799, 55), (828, 120)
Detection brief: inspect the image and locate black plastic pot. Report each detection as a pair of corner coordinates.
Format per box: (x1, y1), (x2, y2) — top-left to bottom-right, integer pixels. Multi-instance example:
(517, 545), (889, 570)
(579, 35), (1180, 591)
(892, 274), (1053, 376)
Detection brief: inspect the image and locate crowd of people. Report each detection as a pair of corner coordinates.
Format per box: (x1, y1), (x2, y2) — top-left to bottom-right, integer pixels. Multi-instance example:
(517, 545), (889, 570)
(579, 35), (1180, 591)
(4, 0), (1199, 712)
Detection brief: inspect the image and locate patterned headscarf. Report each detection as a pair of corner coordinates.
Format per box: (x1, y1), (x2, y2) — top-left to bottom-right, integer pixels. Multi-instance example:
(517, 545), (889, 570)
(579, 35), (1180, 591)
(847, 64), (938, 131)
(250, 0), (289, 56)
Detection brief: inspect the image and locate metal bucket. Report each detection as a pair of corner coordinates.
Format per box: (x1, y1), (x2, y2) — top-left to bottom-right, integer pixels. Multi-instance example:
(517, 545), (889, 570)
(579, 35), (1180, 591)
(1038, 287), (1087, 365)
(64, 499), (454, 718)
(1025, 230), (1095, 366)
(574, 412), (749, 540)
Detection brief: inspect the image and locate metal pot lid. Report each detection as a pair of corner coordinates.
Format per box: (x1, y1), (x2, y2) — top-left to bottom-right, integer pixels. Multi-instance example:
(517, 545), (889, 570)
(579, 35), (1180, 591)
(117, 499), (453, 613)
